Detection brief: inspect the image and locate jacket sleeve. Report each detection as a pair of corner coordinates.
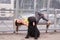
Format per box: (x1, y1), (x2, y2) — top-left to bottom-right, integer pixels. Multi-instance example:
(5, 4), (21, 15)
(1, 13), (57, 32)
(41, 14), (48, 21)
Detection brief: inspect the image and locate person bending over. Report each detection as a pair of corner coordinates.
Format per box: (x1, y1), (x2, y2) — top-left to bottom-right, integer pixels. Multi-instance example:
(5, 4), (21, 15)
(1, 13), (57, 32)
(15, 12), (51, 39)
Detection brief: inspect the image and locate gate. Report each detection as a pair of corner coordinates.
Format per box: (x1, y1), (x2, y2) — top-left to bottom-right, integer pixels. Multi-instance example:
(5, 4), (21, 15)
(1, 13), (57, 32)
(0, 0), (15, 33)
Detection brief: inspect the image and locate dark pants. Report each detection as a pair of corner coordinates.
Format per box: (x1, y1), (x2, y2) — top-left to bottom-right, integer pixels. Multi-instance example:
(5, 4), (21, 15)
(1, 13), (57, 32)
(26, 16), (40, 39)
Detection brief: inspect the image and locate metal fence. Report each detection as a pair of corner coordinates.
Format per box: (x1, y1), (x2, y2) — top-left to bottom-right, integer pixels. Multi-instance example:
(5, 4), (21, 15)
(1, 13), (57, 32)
(0, 0), (60, 33)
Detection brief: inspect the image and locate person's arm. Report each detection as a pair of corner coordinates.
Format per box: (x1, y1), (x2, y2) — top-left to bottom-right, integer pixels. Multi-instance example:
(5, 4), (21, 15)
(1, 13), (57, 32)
(41, 14), (51, 24)
(41, 14), (48, 21)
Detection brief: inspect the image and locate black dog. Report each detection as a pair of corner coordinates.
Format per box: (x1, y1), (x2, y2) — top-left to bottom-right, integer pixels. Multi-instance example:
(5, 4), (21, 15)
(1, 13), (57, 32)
(25, 16), (40, 39)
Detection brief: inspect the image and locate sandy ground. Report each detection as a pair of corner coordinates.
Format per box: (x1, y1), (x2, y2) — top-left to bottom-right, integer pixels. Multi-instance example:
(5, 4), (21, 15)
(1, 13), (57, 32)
(0, 32), (60, 40)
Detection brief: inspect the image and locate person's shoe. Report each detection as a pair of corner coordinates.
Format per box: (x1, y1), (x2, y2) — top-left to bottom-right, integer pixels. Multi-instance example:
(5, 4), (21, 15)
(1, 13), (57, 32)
(34, 37), (38, 39)
(25, 36), (29, 39)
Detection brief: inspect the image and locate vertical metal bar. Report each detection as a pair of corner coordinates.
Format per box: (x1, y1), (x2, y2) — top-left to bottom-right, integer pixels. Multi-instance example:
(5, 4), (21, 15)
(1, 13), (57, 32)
(15, 0), (19, 18)
(54, 9), (57, 32)
(34, 0), (36, 14)
(43, 0), (46, 8)
(14, 0), (19, 33)
(12, 0), (15, 33)
(20, 0), (23, 18)
(47, 0), (51, 19)
(46, 0), (51, 32)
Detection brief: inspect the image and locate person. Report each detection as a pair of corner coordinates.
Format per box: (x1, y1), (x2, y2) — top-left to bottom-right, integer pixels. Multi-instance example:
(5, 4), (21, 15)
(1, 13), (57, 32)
(35, 12), (51, 33)
(15, 12), (51, 39)
(15, 18), (28, 32)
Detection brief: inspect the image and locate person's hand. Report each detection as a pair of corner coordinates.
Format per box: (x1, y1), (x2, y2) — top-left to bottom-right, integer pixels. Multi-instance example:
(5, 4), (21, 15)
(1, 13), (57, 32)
(47, 20), (51, 25)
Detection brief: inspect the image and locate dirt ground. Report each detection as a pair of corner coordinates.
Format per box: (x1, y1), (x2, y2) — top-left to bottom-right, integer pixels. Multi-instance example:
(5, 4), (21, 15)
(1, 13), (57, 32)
(0, 32), (60, 40)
